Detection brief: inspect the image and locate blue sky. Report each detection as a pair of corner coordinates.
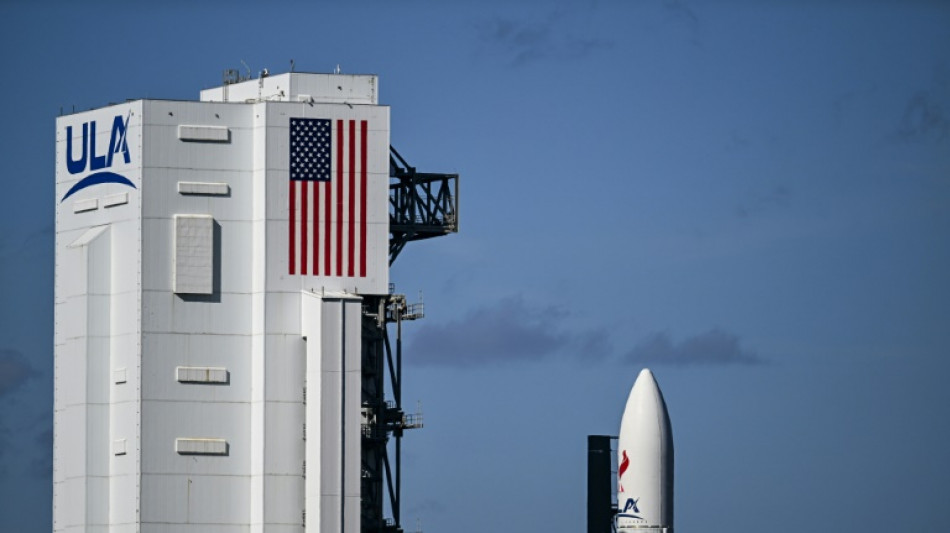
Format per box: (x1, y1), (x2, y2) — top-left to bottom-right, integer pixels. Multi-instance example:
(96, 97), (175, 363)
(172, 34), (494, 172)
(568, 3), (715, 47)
(1, 1), (948, 532)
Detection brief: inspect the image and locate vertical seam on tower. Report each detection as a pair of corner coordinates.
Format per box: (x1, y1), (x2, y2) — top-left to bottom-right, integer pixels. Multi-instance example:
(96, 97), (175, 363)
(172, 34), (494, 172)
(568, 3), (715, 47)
(340, 300), (346, 531)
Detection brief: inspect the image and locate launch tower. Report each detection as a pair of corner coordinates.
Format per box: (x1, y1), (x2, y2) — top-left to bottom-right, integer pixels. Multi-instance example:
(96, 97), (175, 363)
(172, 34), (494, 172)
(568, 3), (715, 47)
(54, 70), (457, 533)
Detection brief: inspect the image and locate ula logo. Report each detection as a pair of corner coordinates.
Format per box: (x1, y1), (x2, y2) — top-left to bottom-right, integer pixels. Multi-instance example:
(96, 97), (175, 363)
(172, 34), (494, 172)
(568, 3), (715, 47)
(61, 111), (135, 202)
(619, 497), (641, 519)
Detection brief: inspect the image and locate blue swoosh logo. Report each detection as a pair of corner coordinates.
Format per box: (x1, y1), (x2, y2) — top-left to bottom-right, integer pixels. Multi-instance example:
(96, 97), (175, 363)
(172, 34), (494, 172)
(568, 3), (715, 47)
(61, 171), (136, 202)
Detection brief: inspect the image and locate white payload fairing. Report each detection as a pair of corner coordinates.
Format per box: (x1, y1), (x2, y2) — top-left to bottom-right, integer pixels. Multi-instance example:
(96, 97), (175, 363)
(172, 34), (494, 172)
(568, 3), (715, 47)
(617, 368), (674, 532)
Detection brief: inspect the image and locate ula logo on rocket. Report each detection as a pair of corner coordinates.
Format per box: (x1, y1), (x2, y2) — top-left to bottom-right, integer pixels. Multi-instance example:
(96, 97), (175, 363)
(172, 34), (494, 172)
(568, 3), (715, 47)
(619, 498), (642, 519)
(61, 111), (135, 202)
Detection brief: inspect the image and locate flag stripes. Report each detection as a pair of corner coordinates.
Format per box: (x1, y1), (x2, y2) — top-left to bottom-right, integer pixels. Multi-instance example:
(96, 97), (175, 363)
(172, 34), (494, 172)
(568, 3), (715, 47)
(288, 118), (368, 277)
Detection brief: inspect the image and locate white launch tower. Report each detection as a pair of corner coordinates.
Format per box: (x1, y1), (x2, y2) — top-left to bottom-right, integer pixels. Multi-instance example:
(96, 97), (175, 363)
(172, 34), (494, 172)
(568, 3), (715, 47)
(53, 71), (454, 533)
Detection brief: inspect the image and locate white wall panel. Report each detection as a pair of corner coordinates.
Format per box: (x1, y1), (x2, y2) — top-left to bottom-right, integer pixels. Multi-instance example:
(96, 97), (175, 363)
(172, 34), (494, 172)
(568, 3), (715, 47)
(140, 474), (188, 523)
(59, 295), (88, 342)
(109, 333), (138, 402)
(142, 291), (252, 335)
(263, 334), (305, 402)
(216, 220), (253, 293)
(143, 168), (250, 221)
(341, 299), (362, 527)
(265, 291), (303, 334)
(108, 219), (141, 291)
(142, 475), (248, 533)
(109, 401), (138, 477)
(262, 402), (305, 475)
(108, 473), (138, 525)
(57, 477), (86, 527)
(302, 294), (362, 533)
(57, 230), (91, 298)
(110, 292), (139, 337)
(140, 218), (172, 292)
(58, 405), (87, 479)
(301, 293), (322, 532)
(179, 474), (250, 525)
(141, 120), (253, 172)
(87, 299), (111, 338)
(140, 401), (249, 476)
(344, 369), (361, 500)
(262, 474), (304, 526)
(141, 332), (248, 402)
(144, 100), (248, 126)
(56, 341), (86, 407)
(85, 477), (110, 525)
(319, 370), (342, 457)
(85, 341), (111, 399)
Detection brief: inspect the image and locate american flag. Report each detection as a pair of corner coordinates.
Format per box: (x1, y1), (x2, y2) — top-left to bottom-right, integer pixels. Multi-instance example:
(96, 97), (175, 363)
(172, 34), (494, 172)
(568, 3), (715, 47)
(289, 117), (368, 277)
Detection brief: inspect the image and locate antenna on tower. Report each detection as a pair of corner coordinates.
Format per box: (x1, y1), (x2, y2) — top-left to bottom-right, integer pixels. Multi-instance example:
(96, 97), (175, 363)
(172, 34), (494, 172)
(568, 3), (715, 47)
(240, 60), (251, 80)
(222, 69), (240, 85)
(334, 64), (341, 75)
(290, 59), (295, 72)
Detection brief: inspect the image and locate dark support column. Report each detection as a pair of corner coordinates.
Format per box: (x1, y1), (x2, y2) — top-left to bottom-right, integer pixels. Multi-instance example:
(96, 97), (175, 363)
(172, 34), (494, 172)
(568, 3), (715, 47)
(588, 435), (613, 533)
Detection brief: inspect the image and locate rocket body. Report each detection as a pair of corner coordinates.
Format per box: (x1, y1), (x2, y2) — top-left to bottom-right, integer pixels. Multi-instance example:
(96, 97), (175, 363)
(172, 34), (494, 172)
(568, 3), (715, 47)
(617, 369), (674, 532)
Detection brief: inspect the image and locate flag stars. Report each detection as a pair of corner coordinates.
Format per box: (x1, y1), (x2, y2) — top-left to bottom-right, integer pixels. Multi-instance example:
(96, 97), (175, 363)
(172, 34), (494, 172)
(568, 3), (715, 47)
(290, 117), (333, 181)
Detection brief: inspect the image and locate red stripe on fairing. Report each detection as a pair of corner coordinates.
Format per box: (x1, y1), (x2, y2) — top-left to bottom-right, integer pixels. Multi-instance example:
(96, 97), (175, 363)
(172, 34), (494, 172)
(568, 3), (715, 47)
(618, 450), (629, 492)
(301, 180), (309, 275)
(348, 120), (356, 277)
(360, 120), (368, 277)
(289, 181), (296, 275)
(336, 120), (345, 276)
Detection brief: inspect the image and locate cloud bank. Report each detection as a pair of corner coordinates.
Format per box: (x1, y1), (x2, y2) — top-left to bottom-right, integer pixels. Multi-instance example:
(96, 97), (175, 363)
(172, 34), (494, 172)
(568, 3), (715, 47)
(407, 298), (765, 368)
(476, 11), (613, 67)
(0, 349), (37, 397)
(624, 328), (764, 366)
(407, 295), (609, 367)
(896, 90), (949, 142)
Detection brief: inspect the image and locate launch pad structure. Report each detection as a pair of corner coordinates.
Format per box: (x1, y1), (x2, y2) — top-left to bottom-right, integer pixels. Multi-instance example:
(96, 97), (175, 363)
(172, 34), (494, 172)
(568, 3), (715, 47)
(53, 70), (458, 533)
(361, 149), (458, 531)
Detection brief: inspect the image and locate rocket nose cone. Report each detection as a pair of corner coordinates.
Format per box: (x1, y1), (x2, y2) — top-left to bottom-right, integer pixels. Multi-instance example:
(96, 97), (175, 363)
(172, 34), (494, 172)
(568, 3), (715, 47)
(623, 368), (669, 423)
(633, 368), (659, 392)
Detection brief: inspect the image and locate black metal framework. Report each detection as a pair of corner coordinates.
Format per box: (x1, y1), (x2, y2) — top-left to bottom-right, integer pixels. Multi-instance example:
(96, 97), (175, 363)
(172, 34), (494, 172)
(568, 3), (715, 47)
(360, 146), (456, 532)
(361, 294), (423, 533)
(389, 147), (459, 265)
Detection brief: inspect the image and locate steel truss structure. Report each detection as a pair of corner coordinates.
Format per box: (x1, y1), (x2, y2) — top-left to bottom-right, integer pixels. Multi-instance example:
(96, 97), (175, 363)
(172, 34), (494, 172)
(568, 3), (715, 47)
(388, 147), (459, 265)
(361, 147), (457, 532)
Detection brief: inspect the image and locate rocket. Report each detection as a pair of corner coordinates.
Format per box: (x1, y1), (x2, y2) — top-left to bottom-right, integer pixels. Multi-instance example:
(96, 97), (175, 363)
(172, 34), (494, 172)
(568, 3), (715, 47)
(616, 368), (674, 532)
